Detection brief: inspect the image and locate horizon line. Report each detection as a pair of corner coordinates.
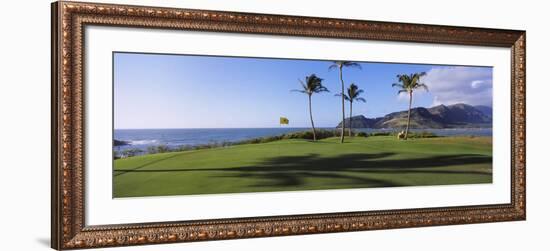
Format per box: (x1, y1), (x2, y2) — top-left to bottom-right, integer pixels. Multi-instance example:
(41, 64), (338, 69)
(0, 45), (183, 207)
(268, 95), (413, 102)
(115, 103), (492, 130)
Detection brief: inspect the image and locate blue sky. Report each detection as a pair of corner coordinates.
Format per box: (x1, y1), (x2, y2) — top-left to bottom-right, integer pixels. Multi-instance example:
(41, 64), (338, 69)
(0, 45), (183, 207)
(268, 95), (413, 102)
(114, 52), (492, 129)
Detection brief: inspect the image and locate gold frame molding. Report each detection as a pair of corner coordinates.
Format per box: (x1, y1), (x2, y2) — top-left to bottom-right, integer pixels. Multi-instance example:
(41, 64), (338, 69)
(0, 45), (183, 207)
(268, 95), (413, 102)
(51, 1), (526, 249)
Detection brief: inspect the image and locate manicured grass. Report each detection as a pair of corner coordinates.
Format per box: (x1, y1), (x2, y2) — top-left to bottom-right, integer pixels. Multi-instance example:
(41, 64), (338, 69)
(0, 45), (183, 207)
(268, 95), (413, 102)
(113, 136), (492, 198)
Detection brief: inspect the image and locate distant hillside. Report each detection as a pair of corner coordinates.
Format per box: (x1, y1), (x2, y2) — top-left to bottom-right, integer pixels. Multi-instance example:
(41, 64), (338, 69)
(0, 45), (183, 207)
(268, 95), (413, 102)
(474, 105), (492, 117)
(336, 103), (492, 129)
(337, 115), (380, 129)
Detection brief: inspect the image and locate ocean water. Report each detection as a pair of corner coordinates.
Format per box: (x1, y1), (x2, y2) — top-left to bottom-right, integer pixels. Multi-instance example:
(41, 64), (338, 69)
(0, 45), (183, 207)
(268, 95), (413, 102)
(114, 128), (492, 152)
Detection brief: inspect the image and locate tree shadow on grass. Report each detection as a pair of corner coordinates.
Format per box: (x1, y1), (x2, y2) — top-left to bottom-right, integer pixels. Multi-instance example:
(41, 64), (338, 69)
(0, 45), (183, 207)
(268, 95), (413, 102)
(116, 152), (492, 189)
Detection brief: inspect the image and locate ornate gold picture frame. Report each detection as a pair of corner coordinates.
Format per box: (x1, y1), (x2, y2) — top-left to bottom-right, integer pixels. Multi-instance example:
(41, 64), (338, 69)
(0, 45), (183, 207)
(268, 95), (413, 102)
(51, 1), (526, 249)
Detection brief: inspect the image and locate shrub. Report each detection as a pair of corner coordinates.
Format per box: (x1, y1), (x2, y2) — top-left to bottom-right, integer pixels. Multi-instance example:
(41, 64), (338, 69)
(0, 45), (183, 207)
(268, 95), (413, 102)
(280, 129), (347, 140)
(122, 148), (144, 157)
(176, 145), (194, 151)
(147, 144), (170, 154)
(157, 145), (170, 153)
(239, 135), (282, 145)
(356, 132), (368, 137)
(369, 131), (392, 136)
(113, 150), (120, 159)
(283, 131), (313, 139)
(405, 131), (438, 138)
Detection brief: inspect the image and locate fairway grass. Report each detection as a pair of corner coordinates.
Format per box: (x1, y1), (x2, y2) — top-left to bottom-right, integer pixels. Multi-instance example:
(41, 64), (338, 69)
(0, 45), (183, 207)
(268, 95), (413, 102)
(113, 136), (492, 198)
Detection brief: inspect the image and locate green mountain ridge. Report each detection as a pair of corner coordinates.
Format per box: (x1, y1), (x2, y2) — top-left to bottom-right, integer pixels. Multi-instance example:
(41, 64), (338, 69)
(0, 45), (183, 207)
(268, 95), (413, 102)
(336, 103), (492, 129)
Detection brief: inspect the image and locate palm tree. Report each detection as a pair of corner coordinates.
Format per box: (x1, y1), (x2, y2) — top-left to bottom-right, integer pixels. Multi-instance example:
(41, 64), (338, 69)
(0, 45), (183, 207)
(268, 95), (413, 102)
(392, 72), (428, 140)
(329, 61), (362, 143)
(336, 83), (366, 136)
(291, 74), (329, 141)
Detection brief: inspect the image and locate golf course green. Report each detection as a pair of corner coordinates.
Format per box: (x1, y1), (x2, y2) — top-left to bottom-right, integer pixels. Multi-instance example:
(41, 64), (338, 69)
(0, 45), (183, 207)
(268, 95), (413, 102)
(113, 136), (492, 198)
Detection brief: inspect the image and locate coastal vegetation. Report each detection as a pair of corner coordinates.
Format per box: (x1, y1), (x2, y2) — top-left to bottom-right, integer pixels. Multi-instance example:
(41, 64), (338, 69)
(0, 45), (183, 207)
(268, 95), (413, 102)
(114, 129), (440, 158)
(328, 61), (362, 143)
(291, 74), (330, 141)
(392, 72), (429, 140)
(337, 83), (366, 136)
(288, 62), (433, 141)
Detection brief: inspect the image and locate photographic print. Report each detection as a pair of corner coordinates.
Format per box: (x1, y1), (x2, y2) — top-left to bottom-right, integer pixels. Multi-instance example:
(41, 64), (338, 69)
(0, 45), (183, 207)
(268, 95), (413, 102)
(113, 52), (493, 198)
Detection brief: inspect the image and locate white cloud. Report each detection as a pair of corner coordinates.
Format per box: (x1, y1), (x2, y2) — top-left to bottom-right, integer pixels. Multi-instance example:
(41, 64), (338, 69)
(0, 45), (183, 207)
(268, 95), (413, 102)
(422, 66), (493, 106)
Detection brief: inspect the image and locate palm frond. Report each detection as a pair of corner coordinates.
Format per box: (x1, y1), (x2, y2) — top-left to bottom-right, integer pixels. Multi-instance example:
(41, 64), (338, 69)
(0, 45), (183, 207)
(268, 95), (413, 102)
(355, 97), (366, 103)
(345, 83), (366, 102)
(335, 93), (350, 101)
(399, 74), (411, 85)
(297, 78), (307, 89)
(393, 72), (428, 95)
(328, 64), (339, 71)
(329, 61), (362, 71)
(416, 83), (429, 92)
(342, 62), (362, 70)
(411, 72), (424, 84)
(316, 86), (330, 93)
(392, 83), (404, 88)
(293, 74), (330, 95)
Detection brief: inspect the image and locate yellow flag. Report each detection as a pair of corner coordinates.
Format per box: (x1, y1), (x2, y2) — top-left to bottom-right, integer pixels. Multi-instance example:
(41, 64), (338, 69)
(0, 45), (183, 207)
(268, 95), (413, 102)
(280, 117), (289, 125)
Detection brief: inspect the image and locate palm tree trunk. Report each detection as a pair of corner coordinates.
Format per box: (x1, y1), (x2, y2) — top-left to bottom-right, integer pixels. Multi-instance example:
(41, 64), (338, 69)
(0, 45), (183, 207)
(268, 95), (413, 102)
(339, 68), (345, 143)
(308, 95), (317, 141)
(349, 101), (353, 137)
(405, 91), (412, 140)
